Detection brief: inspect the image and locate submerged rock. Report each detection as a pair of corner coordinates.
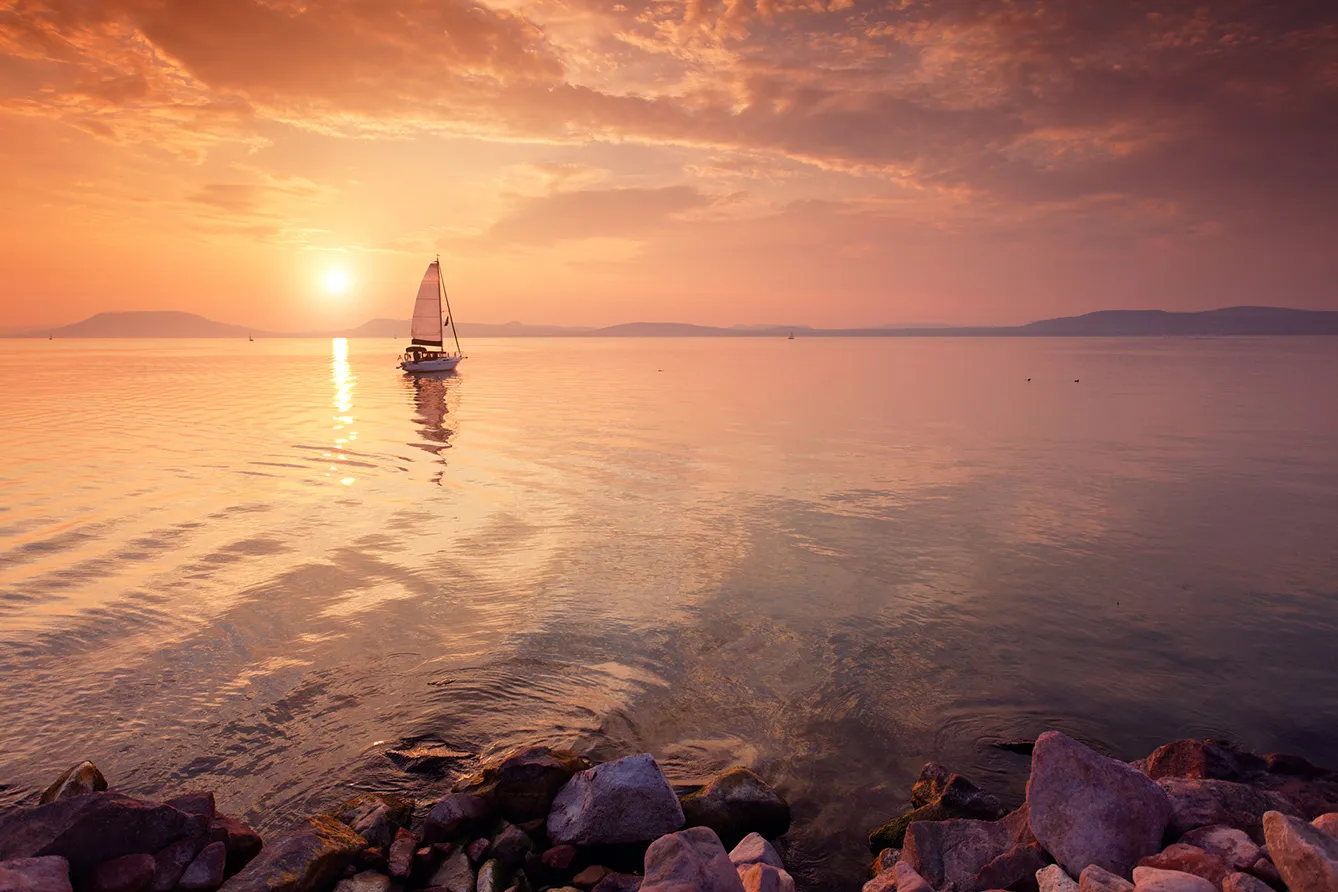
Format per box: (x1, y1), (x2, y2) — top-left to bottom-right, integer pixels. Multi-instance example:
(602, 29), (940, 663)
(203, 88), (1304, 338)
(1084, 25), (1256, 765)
(1027, 731), (1172, 879)
(728, 833), (783, 870)
(217, 815), (365, 892)
(455, 747), (592, 820)
(680, 767), (790, 845)
(0, 793), (206, 874)
(902, 817), (1011, 891)
(39, 762), (109, 805)
(1261, 809), (1338, 892)
(548, 754), (685, 846)
(869, 763), (1005, 852)
(0, 856), (72, 892)
(385, 740), (472, 775)
(325, 793), (411, 851)
(641, 827), (743, 892)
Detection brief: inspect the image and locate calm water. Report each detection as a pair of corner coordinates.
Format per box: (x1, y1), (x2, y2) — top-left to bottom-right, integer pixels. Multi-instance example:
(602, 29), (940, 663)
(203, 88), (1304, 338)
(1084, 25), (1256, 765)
(2, 337), (1338, 888)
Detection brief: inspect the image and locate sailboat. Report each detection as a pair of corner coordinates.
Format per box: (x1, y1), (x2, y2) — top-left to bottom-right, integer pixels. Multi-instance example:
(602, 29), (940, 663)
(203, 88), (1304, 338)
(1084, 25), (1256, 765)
(400, 256), (465, 373)
(788, 331), (794, 339)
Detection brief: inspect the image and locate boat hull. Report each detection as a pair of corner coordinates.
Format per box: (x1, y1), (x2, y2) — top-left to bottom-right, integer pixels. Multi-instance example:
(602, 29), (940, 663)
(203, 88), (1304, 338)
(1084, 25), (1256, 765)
(400, 355), (463, 373)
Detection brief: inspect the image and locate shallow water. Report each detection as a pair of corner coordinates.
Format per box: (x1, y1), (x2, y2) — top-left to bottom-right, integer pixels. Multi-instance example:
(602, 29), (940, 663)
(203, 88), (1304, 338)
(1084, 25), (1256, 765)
(2, 336), (1337, 888)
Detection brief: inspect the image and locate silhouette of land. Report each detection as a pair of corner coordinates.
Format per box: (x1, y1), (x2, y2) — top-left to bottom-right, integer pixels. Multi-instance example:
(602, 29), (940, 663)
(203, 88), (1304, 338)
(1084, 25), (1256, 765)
(10, 306), (1338, 339)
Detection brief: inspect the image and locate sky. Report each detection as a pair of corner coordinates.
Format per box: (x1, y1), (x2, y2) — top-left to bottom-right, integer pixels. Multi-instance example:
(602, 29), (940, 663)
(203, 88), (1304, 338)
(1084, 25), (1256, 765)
(0, 0), (1335, 330)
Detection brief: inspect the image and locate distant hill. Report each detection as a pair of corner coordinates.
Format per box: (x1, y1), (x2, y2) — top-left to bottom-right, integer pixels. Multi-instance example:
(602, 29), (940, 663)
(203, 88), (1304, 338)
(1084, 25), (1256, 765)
(9, 305), (1338, 339)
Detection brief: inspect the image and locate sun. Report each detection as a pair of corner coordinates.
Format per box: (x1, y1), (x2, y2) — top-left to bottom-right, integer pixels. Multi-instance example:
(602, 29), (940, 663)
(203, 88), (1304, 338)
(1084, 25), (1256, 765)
(323, 269), (352, 294)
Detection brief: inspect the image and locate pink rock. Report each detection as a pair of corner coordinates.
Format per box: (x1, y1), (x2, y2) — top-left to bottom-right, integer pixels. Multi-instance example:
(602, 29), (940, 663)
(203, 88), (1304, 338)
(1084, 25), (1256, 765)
(868, 848), (899, 877)
(892, 861), (933, 892)
(209, 815), (263, 877)
(549, 755), (685, 847)
(1261, 809), (1338, 892)
(466, 838), (490, 864)
(1079, 864), (1134, 892)
(1221, 874), (1271, 892)
(592, 873), (643, 892)
(1157, 780), (1299, 841)
(213, 815), (365, 892)
(860, 870), (897, 892)
(541, 845), (577, 870)
(89, 854), (157, 892)
(1131, 866), (1216, 892)
(424, 794), (493, 844)
(1143, 742), (1261, 782)
(1245, 858), (1281, 888)
(388, 828), (417, 879)
(641, 826), (744, 892)
(728, 833), (783, 870)
(903, 818), (1011, 890)
(1003, 804), (1040, 847)
(736, 863), (794, 892)
(1313, 813), (1338, 841)
(0, 856), (72, 892)
(149, 837), (210, 892)
(179, 842), (226, 892)
(1037, 864), (1079, 892)
(164, 794), (216, 822)
(1178, 827), (1261, 871)
(974, 842), (1048, 892)
(1136, 844), (1229, 887)
(1028, 731), (1172, 879)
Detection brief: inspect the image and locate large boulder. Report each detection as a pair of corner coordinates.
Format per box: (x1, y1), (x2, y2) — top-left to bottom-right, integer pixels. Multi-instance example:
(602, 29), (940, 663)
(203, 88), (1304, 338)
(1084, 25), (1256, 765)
(0, 793), (207, 874)
(1177, 827), (1260, 871)
(869, 764), (1006, 852)
(217, 815), (364, 892)
(0, 856), (73, 892)
(424, 794), (493, 844)
(1261, 809), (1338, 892)
(454, 747), (591, 820)
(548, 754), (685, 846)
(1143, 742), (1264, 783)
(641, 827), (743, 892)
(39, 762), (108, 805)
(1136, 845), (1229, 888)
(902, 817), (1012, 890)
(324, 793), (411, 850)
(1130, 867), (1215, 892)
(1027, 732), (1173, 879)
(1158, 780), (1300, 842)
(680, 768), (790, 846)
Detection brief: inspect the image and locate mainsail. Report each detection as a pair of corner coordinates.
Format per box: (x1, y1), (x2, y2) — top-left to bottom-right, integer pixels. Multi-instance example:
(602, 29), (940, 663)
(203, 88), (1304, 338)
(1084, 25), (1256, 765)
(410, 261), (444, 347)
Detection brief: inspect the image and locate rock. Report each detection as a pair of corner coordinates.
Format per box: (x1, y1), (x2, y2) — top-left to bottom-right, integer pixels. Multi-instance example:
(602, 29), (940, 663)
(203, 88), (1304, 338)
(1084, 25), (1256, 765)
(355, 848), (386, 872)
(1261, 809), (1338, 892)
(1036, 864), (1079, 892)
(427, 850), (477, 892)
(454, 747), (592, 821)
(902, 818), (1012, 890)
(489, 824), (533, 867)
(1027, 731), (1173, 879)
(164, 794), (216, 822)
(1136, 845), (1229, 888)
(1144, 742), (1263, 783)
(1220, 875), (1271, 892)
(995, 739), (1038, 756)
(209, 815), (263, 877)
(1313, 813), (1338, 841)
(89, 854), (157, 892)
(868, 848), (899, 878)
(1003, 804), (1040, 847)
(679, 768), (789, 846)
(466, 839), (490, 864)
(641, 827), (744, 892)
(0, 793), (207, 874)
(729, 834), (783, 870)
(912, 763), (1007, 818)
(1263, 754), (1325, 779)
(149, 837), (211, 892)
(736, 863), (794, 892)
(1178, 827), (1261, 871)
(974, 843), (1049, 892)
(549, 755), (685, 847)
(217, 815), (365, 892)
(0, 856), (72, 892)
(39, 762), (108, 804)
(541, 846), (577, 870)
(1130, 867), (1216, 892)
(1159, 780), (1301, 841)
(592, 874), (643, 892)
(333, 871), (391, 892)
(326, 793), (412, 851)
(861, 870), (897, 892)
(388, 828), (417, 880)
(1080, 865), (1135, 892)
(385, 740), (472, 775)
(179, 842), (227, 892)
(1245, 858), (1281, 888)
(477, 859), (509, 892)
(892, 862), (933, 892)
(424, 795), (493, 844)
(573, 866), (610, 888)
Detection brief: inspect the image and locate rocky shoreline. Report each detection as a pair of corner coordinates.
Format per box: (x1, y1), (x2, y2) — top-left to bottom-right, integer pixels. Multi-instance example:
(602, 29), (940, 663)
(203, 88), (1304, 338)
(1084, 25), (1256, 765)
(2, 732), (1337, 892)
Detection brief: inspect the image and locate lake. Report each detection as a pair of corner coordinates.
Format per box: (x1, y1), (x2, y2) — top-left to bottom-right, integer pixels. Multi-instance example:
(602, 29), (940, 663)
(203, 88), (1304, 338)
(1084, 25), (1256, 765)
(2, 336), (1337, 888)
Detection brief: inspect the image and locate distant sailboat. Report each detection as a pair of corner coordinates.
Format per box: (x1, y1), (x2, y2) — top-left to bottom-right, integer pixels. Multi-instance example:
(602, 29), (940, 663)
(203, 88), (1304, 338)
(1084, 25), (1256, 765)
(788, 331), (794, 339)
(400, 257), (465, 373)
(248, 332), (253, 342)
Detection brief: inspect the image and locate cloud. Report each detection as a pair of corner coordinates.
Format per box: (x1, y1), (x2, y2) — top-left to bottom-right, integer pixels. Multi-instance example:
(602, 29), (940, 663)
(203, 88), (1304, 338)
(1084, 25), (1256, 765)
(487, 184), (714, 245)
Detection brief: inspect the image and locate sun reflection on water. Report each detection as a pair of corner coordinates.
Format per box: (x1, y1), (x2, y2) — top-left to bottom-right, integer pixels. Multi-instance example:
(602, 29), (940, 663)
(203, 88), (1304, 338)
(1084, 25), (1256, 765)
(329, 337), (356, 485)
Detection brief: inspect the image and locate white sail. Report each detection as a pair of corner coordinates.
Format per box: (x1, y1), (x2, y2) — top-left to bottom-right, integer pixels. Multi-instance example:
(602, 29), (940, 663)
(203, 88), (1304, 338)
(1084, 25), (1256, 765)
(409, 261), (443, 346)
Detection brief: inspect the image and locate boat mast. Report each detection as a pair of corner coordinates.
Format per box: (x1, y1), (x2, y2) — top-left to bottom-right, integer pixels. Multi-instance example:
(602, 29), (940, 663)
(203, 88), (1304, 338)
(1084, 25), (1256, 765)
(437, 255), (464, 355)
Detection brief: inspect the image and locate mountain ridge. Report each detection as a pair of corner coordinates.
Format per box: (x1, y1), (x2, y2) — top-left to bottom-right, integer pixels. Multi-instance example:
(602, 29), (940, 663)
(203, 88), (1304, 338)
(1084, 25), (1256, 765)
(9, 306), (1338, 339)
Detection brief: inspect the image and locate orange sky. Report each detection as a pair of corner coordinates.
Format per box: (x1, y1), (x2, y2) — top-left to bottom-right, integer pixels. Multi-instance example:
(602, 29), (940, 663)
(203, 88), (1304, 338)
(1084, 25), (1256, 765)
(0, 0), (1335, 331)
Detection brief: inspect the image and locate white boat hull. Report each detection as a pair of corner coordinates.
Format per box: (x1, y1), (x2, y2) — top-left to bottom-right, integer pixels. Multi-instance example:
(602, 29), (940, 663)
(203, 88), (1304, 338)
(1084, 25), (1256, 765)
(400, 355), (463, 373)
